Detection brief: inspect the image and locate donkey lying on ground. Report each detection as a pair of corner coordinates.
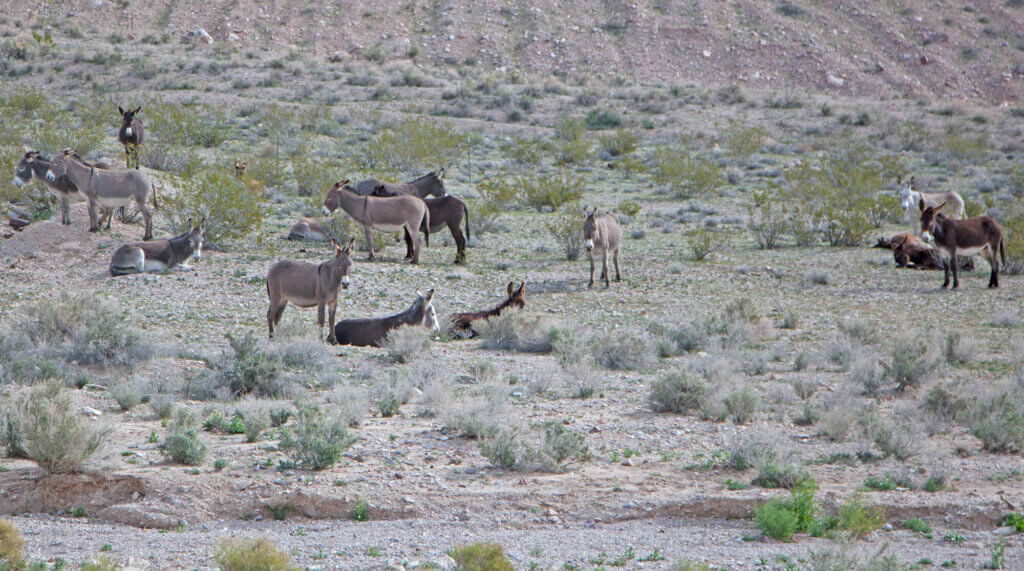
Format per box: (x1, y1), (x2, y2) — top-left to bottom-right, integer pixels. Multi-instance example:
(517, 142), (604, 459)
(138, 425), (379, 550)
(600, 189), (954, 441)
(322, 181), (429, 264)
(110, 219), (204, 276)
(897, 176), (964, 221)
(13, 150), (112, 226)
(332, 289), (439, 347)
(46, 149), (155, 240)
(872, 233), (974, 270)
(287, 218), (330, 241)
(449, 282), (525, 338)
(118, 106), (144, 171)
(353, 168), (447, 199)
(920, 201), (1004, 289)
(583, 207), (622, 288)
(267, 238), (355, 343)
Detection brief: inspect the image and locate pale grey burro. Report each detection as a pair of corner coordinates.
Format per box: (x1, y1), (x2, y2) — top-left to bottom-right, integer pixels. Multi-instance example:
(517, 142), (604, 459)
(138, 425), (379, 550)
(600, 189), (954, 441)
(583, 207), (622, 289)
(13, 149), (112, 226)
(897, 175), (964, 220)
(109, 219), (204, 276)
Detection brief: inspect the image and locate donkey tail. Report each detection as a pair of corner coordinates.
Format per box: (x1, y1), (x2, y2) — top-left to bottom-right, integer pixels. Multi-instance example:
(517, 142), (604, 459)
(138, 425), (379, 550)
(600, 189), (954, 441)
(463, 202), (471, 242)
(421, 209), (430, 247)
(1000, 236), (1006, 266)
(150, 179), (161, 210)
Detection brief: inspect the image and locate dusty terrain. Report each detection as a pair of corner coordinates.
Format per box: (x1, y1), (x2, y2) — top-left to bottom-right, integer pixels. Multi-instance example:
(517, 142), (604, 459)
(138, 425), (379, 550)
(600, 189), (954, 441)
(2, 1), (1024, 569)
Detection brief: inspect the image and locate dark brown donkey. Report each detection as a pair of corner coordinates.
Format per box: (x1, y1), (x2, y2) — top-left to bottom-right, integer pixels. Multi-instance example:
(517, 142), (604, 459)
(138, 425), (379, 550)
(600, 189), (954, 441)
(118, 106), (144, 170)
(266, 238), (356, 342)
(332, 289), (439, 347)
(920, 200), (1005, 289)
(449, 282), (526, 337)
(382, 194), (470, 264)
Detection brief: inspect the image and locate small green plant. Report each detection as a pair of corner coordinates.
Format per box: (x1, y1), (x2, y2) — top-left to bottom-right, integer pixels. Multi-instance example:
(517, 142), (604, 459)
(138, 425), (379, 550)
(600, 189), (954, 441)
(1004, 512), (1024, 532)
(163, 409), (208, 466)
(687, 226), (721, 261)
(944, 531), (965, 543)
(755, 498), (799, 541)
(723, 120), (767, 161)
(863, 475), (897, 491)
(0, 519), (24, 569)
(837, 494), (886, 539)
(213, 458), (229, 471)
(904, 518), (932, 534)
(989, 538), (1006, 569)
(724, 478), (748, 490)
(448, 542), (514, 571)
(923, 475), (946, 492)
(214, 537), (293, 571)
(351, 499), (370, 522)
(267, 504), (289, 521)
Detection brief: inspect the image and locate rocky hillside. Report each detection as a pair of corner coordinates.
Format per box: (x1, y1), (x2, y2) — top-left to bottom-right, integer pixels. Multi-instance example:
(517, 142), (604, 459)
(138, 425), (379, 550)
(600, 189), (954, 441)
(14, 0), (1024, 103)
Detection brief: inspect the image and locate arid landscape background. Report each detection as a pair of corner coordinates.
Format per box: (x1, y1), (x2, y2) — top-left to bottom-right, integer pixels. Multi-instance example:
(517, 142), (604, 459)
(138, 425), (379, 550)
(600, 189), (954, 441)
(1, 0), (1024, 569)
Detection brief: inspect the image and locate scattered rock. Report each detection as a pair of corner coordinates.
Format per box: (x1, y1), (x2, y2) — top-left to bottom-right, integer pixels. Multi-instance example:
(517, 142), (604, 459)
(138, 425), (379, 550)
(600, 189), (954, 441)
(922, 32), (949, 45)
(826, 74), (844, 87)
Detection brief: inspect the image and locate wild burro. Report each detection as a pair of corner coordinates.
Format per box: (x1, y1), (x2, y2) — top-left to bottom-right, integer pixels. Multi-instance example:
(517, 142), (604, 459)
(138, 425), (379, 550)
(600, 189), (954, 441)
(13, 149), (111, 226)
(332, 289), (439, 347)
(45, 148), (155, 240)
(353, 168), (447, 199)
(110, 219), (205, 276)
(583, 207), (622, 288)
(266, 238), (356, 343)
(449, 282), (526, 338)
(897, 175), (964, 222)
(920, 201), (1005, 289)
(322, 180), (429, 264)
(117, 106), (144, 171)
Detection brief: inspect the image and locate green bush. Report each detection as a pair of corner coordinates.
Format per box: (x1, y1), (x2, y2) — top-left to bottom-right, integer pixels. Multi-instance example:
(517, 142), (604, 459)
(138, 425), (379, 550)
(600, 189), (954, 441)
(364, 117), (466, 172)
(544, 203), (585, 260)
(1004, 512), (1024, 532)
(148, 100), (230, 148)
(278, 406), (357, 470)
(0, 519), (24, 569)
(449, 542), (514, 571)
(165, 167), (266, 247)
(553, 117), (592, 165)
(838, 494), (886, 538)
(863, 475), (897, 491)
(755, 498), (799, 541)
(724, 386), (758, 424)
(519, 170), (584, 211)
(164, 409), (207, 465)
(648, 369), (707, 414)
(687, 226), (721, 260)
(585, 109), (622, 130)
(215, 537), (294, 571)
(723, 120), (767, 161)
(747, 193), (787, 249)
(214, 333), (283, 398)
(754, 477), (821, 541)
(479, 422), (590, 473)
(617, 200), (641, 218)
(653, 146), (722, 198)
(1001, 209), (1024, 275)
(10, 381), (108, 474)
(904, 518), (932, 534)
(600, 129), (639, 157)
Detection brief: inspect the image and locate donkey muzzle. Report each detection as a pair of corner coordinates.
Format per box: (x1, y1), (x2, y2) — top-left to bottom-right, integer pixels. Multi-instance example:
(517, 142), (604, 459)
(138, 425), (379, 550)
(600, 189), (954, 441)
(124, 127), (133, 137)
(44, 170), (55, 181)
(341, 276), (350, 289)
(11, 177), (24, 188)
(585, 240), (594, 251)
(922, 232), (933, 243)
(321, 206), (332, 216)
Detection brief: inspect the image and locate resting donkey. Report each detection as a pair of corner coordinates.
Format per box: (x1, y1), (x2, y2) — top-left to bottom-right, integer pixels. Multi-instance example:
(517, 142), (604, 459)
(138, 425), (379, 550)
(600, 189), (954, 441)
(353, 168), (447, 199)
(287, 218), (331, 241)
(118, 106), (144, 170)
(920, 200), (1005, 289)
(13, 150), (112, 226)
(449, 282), (526, 338)
(583, 207), (622, 288)
(322, 181), (430, 264)
(266, 238), (356, 342)
(46, 149), (155, 240)
(110, 219), (204, 276)
(332, 289), (439, 347)
(897, 176), (964, 221)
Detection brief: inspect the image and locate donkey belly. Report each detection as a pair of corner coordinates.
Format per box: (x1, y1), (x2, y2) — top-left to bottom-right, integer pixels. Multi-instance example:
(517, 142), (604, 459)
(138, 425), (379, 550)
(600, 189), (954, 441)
(96, 195), (135, 208)
(286, 296), (319, 308)
(955, 245), (987, 258)
(373, 223), (405, 233)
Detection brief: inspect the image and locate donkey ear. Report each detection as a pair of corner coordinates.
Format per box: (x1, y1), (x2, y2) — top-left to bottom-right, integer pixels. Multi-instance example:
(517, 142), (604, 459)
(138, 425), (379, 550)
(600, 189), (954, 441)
(910, 176), (916, 188)
(918, 198), (926, 212)
(134, 106), (141, 114)
(425, 288), (434, 301)
(118, 106), (124, 115)
(437, 167), (445, 178)
(516, 282), (526, 294)
(896, 175), (902, 184)
(344, 237), (355, 254)
(935, 202), (946, 213)
(507, 282), (514, 295)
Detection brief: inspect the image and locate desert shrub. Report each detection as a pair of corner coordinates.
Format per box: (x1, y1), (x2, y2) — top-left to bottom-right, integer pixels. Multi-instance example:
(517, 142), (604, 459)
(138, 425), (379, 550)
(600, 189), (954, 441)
(475, 176), (520, 208)
(751, 460), (803, 489)
(969, 393), (1024, 453)
(894, 120), (929, 151)
(326, 386), (368, 428)
(1001, 209), (1024, 275)
(904, 518), (932, 534)
(553, 116), (592, 165)
(242, 407), (270, 443)
(599, 128), (639, 157)
(863, 475), (897, 491)
(278, 406), (357, 470)
(24, 293), (154, 369)
(839, 319), (880, 345)
(289, 149), (341, 197)
(850, 357), (884, 397)
(755, 498), (799, 541)
(590, 331), (655, 371)
(211, 332), (284, 398)
(215, 537), (293, 571)
(523, 171), (585, 212)
(837, 494), (886, 538)
(724, 386), (759, 424)
(111, 381), (142, 411)
(617, 200), (641, 218)
(449, 542), (514, 571)
(584, 108), (622, 130)
(165, 167), (266, 247)
(10, 381), (108, 474)
(687, 226), (721, 260)
(164, 409), (207, 465)
(147, 100), (230, 148)
(724, 120), (767, 161)
(728, 429), (792, 471)
(545, 202), (586, 260)
(501, 137), (545, 170)
(648, 369), (707, 414)
(365, 117), (465, 172)
(653, 146), (722, 198)
(383, 326), (432, 363)
(746, 191), (787, 249)
(477, 312), (559, 353)
(150, 394), (177, 419)
(922, 383), (970, 426)
(479, 428), (524, 470)
(944, 332), (975, 365)
(479, 422), (590, 472)
(883, 331), (935, 391)
(0, 519), (24, 569)
(941, 128), (989, 163)
(1004, 512), (1024, 533)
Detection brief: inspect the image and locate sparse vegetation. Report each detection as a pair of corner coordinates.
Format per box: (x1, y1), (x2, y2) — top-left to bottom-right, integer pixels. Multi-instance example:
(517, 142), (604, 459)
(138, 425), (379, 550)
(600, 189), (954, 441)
(215, 537), (293, 571)
(278, 406), (357, 470)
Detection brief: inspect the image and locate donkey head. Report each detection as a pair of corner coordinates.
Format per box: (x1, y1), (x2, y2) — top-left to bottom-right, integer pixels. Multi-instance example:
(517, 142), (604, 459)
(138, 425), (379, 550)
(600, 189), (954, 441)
(234, 160), (247, 178)
(919, 201), (946, 242)
(118, 106), (141, 137)
(896, 176), (916, 213)
(44, 149), (75, 182)
(415, 289), (439, 333)
(321, 180), (351, 215)
(12, 150), (40, 187)
(332, 238), (356, 289)
(506, 281), (526, 309)
(583, 207), (601, 251)
(187, 218), (206, 261)
(412, 169), (447, 197)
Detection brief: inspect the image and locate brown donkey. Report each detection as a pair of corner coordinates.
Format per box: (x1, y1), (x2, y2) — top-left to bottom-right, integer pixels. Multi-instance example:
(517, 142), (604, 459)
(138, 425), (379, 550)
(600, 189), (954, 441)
(387, 195), (470, 264)
(583, 207), (622, 288)
(322, 181), (429, 264)
(920, 200), (1005, 289)
(449, 282), (526, 337)
(266, 238), (356, 342)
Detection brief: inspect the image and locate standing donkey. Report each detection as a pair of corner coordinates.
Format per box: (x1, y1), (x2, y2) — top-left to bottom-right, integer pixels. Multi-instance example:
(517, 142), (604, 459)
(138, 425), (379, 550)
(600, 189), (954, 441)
(13, 150), (111, 226)
(266, 238), (356, 343)
(897, 176), (964, 222)
(322, 181), (430, 264)
(920, 201), (1005, 289)
(118, 106), (144, 170)
(45, 149), (154, 240)
(583, 207), (622, 288)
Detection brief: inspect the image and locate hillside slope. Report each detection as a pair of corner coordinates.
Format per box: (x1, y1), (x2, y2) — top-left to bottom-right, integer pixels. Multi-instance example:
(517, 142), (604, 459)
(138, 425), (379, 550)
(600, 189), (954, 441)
(15, 0), (1024, 103)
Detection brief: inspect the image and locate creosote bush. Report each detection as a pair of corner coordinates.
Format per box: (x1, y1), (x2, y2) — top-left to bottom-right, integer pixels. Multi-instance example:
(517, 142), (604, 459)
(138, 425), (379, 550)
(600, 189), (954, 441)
(364, 117), (465, 172)
(6, 381), (108, 474)
(215, 537), (294, 571)
(165, 167), (266, 247)
(278, 406), (357, 470)
(0, 519), (24, 569)
(448, 542), (514, 571)
(653, 146), (722, 198)
(545, 202), (586, 261)
(648, 369), (707, 414)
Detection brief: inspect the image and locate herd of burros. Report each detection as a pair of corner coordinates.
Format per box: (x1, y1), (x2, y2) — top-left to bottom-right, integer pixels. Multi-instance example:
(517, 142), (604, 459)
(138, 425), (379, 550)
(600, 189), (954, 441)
(8, 108), (1008, 351)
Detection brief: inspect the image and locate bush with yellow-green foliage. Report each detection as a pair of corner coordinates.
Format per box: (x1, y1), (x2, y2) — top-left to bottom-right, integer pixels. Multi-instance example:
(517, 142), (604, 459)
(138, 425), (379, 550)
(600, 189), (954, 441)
(837, 494), (886, 538)
(364, 117), (466, 173)
(599, 128), (639, 158)
(0, 519), (24, 569)
(165, 167), (267, 248)
(653, 146), (722, 198)
(147, 98), (231, 148)
(6, 381), (109, 474)
(519, 170), (584, 211)
(545, 202), (586, 260)
(553, 117), (592, 165)
(1001, 207), (1024, 275)
(215, 537), (294, 571)
(448, 542), (514, 571)
(723, 120), (766, 162)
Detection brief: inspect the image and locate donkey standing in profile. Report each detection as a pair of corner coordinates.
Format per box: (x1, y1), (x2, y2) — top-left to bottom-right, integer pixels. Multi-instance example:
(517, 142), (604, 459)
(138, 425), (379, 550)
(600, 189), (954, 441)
(266, 238), (356, 343)
(583, 207), (622, 288)
(897, 176), (964, 222)
(920, 200), (1005, 289)
(322, 181), (430, 264)
(46, 149), (155, 240)
(110, 219), (205, 276)
(332, 289), (439, 347)
(118, 106), (144, 170)
(13, 150), (111, 226)
(449, 282), (526, 337)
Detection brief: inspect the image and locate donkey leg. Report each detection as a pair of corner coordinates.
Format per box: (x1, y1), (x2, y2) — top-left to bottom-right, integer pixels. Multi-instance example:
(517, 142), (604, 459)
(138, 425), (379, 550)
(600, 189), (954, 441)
(402, 228), (414, 260)
(326, 301), (338, 344)
(267, 302), (281, 339)
(410, 231), (420, 264)
(986, 247), (999, 288)
(588, 255), (595, 289)
(60, 196), (71, 225)
(941, 258), (950, 288)
(364, 226), (375, 261)
(603, 252), (610, 288)
(317, 301), (326, 340)
(87, 198), (100, 232)
(139, 201), (153, 240)
(613, 248), (621, 282)
(452, 223), (466, 264)
(951, 254), (959, 289)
